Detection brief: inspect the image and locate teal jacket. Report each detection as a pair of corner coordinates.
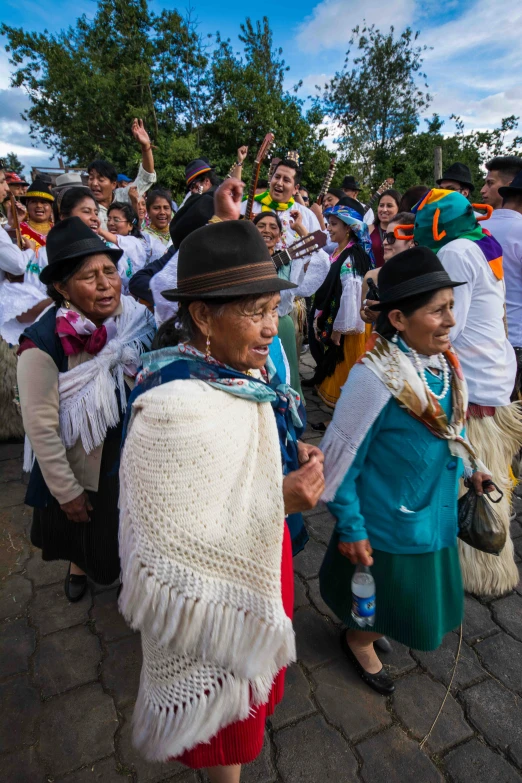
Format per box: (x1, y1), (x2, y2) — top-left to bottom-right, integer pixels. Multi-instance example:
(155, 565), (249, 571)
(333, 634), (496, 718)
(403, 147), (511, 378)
(328, 371), (463, 555)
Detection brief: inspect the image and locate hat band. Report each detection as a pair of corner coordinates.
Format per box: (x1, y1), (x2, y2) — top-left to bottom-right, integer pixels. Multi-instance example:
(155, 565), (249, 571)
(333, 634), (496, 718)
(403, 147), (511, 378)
(379, 271), (456, 304)
(177, 261), (278, 294)
(25, 191), (54, 201)
(186, 167), (211, 185)
(51, 237), (110, 263)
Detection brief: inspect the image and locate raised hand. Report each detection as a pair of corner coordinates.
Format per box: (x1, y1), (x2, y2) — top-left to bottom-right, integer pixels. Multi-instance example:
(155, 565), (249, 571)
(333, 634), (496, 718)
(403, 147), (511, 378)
(131, 118), (151, 148)
(237, 146), (249, 164)
(214, 177), (245, 221)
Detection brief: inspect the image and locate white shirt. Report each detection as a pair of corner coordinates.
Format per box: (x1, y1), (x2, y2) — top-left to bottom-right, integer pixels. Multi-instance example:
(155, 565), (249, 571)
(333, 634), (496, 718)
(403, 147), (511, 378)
(485, 209), (522, 348)
(0, 224), (33, 279)
(97, 164), (157, 229)
(438, 237), (516, 407)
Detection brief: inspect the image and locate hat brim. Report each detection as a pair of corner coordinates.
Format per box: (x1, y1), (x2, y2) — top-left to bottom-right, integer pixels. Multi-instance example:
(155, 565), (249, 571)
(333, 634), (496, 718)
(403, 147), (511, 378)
(498, 185), (522, 199)
(40, 245), (123, 285)
(369, 279), (466, 311)
(21, 191), (54, 203)
(436, 179), (475, 193)
(162, 276), (297, 302)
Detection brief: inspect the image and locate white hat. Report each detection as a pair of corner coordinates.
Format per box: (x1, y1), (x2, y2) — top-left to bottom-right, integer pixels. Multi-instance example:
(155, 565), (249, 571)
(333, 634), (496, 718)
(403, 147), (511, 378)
(55, 172), (84, 187)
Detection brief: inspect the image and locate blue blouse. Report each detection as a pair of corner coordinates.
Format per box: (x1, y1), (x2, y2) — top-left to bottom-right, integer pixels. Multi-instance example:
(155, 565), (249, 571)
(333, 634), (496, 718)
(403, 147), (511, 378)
(328, 370), (464, 555)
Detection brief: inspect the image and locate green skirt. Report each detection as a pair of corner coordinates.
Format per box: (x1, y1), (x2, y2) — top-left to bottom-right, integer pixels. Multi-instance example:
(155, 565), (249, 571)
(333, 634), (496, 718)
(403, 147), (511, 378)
(278, 314), (303, 400)
(319, 533), (464, 651)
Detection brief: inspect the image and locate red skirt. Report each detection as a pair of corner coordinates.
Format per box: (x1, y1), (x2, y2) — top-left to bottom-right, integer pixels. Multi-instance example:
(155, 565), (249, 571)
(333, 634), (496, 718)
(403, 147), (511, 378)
(174, 523), (294, 769)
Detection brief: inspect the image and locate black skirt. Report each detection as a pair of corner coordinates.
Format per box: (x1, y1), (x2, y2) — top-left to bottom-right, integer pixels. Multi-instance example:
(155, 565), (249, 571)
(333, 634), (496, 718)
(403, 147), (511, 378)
(31, 426), (121, 585)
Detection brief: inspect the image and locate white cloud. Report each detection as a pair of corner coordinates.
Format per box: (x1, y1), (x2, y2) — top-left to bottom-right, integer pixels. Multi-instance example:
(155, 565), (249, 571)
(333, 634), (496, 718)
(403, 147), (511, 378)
(296, 0), (416, 53)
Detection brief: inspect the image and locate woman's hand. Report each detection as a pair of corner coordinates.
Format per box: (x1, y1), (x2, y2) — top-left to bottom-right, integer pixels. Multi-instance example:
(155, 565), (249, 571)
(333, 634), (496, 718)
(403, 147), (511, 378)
(361, 298), (378, 324)
(131, 118), (151, 148)
(6, 199), (27, 225)
(283, 455), (325, 514)
(289, 209), (308, 237)
(338, 539), (374, 566)
(128, 185), (139, 210)
(471, 471), (495, 496)
(60, 491), (93, 523)
(22, 236), (36, 252)
(297, 441), (325, 466)
(214, 178), (245, 221)
(331, 330), (342, 346)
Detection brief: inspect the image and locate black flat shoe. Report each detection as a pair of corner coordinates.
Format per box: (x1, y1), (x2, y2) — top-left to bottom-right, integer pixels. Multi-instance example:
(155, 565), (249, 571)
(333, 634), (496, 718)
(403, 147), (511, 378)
(64, 563), (88, 603)
(310, 422), (327, 432)
(340, 631), (395, 695)
(374, 636), (393, 654)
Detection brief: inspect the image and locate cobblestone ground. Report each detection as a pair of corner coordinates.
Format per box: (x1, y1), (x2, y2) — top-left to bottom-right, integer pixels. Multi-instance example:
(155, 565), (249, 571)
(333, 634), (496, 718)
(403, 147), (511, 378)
(1, 351), (522, 782)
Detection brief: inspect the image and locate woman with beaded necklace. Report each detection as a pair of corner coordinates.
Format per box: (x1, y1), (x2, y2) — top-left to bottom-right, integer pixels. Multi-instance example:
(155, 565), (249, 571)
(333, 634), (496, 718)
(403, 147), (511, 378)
(319, 247), (493, 695)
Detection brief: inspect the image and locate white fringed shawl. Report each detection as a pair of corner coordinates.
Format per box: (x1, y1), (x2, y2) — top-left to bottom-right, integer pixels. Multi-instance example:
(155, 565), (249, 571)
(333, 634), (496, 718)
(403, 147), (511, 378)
(119, 378), (295, 761)
(58, 296), (155, 452)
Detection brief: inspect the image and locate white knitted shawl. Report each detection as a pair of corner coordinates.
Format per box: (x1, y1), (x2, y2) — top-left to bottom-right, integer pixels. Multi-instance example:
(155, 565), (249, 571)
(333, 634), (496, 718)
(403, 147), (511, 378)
(119, 378), (295, 761)
(58, 296), (155, 453)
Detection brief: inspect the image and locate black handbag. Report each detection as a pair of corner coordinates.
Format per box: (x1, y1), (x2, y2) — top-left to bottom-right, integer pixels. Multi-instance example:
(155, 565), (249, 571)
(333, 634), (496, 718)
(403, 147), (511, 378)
(458, 479), (505, 555)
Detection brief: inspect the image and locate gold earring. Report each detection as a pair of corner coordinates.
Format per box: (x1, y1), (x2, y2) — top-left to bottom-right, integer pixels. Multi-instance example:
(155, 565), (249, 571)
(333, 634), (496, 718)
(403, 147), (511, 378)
(205, 333), (211, 360)
(64, 299), (71, 310)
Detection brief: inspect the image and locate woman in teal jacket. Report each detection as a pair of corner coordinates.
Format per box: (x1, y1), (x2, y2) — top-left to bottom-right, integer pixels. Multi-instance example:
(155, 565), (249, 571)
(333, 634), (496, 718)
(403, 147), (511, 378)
(319, 246), (492, 695)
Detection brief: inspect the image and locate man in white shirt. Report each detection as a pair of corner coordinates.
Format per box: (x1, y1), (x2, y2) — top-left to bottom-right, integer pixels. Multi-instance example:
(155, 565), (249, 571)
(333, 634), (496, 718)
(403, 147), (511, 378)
(481, 156), (522, 210)
(87, 119), (157, 229)
(414, 189), (521, 597)
(485, 170), (522, 398)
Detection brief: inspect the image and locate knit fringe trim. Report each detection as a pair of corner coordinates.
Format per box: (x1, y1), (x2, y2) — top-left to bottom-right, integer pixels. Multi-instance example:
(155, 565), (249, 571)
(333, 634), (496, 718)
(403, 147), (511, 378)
(119, 515), (296, 682)
(458, 402), (522, 597)
(132, 673), (252, 762)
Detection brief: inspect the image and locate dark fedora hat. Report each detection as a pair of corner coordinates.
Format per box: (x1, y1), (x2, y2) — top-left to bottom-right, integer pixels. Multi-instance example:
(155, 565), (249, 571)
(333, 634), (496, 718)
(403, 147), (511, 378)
(170, 190), (215, 250)
(342, 175), (360, 191)
(162, 220), (298, 302)
(498, 170), (522, 199)
(437, 162), (474, 192)
(370, 246), (465, 311)
(21, 176), (55, 203)
(337, 195), (365, 218)
(40, 216), (123, 284)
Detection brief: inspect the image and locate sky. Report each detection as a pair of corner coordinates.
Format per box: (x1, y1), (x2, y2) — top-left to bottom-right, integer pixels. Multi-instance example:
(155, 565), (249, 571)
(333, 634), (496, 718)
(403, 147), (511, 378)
(1, 0), (521, 176)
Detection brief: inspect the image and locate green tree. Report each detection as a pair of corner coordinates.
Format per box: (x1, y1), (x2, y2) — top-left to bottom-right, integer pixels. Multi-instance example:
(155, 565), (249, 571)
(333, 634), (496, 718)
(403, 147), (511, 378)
(323, 24), (431, 184)
(2, 152), (25, 176)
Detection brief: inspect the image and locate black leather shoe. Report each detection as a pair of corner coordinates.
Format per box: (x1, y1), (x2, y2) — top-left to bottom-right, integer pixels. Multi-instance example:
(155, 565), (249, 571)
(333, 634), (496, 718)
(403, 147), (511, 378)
(64, 563), (88, 603)
(340, 631), (395, 695)
(310, 421), (327, 432)
(374, 636), (393, 654)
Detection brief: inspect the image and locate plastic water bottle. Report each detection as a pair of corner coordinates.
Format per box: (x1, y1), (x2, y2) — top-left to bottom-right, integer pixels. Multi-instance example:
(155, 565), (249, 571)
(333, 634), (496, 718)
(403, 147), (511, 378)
(351, 565), (376, 627)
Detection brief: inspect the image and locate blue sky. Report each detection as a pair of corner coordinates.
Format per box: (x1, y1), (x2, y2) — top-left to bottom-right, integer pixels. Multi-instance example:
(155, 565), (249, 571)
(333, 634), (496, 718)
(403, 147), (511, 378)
(1, 0), (521, 175)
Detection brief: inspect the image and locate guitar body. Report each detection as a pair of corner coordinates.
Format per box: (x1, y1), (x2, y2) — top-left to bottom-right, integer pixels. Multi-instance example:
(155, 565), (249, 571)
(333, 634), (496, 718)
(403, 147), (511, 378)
(244, 133), (275, 220)
(271, 230), (327, 271)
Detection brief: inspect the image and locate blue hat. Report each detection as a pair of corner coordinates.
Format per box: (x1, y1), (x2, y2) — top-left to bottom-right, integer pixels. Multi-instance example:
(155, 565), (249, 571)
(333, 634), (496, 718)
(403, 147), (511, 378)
(117, 174), (132, 183)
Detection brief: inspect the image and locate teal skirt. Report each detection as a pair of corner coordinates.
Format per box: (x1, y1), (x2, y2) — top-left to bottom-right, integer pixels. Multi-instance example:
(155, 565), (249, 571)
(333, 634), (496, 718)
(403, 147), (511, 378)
(278, 314), (303, 400)
(319, 533), (464, 651)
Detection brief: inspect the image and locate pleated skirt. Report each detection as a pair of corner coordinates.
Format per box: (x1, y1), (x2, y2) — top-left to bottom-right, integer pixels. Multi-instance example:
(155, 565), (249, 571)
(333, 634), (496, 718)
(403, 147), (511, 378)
(319, 534), (464, 651)
(30, 432), (121, 585)
(174, 523), (294, 769)
(316, 325), (371, 409)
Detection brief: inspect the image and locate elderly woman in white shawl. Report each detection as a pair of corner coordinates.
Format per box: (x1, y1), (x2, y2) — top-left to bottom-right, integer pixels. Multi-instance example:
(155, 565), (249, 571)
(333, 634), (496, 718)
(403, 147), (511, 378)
(17, 217), (155, 603)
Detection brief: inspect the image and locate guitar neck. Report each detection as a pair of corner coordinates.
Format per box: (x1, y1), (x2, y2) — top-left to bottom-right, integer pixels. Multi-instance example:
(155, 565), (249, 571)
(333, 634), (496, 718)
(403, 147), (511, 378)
(316, 162), (336, 205)
(366, 179), (394, 210)
(245, 160), (262, 221)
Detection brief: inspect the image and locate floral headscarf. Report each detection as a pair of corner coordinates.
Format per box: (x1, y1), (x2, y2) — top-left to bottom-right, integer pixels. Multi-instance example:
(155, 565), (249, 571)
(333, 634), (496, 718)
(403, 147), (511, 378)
(324, 204), (374, 264)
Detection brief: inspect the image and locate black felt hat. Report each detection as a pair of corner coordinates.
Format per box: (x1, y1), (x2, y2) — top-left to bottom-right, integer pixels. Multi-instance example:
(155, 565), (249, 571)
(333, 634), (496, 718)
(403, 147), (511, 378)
(21, 176), (55, 203)
(342, 175), (360, 191)
(162, 220), (298, 302)
(498, 170), (522, 199)
(437, 162), (474, 192)
(169, 190), (215, 250)
(40, 216), (123, 284)
(337, 195), (365, 219)
(369, 246), (465, 311)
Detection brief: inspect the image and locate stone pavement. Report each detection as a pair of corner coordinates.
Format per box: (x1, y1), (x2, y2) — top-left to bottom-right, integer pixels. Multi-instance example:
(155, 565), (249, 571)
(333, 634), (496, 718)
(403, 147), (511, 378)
(1, 351), (522, 782)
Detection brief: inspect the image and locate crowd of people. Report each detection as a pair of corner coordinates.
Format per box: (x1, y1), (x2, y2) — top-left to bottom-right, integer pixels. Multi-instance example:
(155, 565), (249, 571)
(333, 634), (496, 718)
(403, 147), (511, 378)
(1, 118), (522, 782)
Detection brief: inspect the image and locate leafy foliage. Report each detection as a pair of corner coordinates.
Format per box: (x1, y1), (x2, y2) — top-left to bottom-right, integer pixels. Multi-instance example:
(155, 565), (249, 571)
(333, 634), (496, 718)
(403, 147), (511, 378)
(2, 152), (25, 176)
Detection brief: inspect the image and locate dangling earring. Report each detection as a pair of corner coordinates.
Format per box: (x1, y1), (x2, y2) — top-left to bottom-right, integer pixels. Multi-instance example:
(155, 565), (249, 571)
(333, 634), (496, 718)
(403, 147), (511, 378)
(205, 333), (211, 360)
(64, 299), (71, 310)
(391, 331), (399, 344)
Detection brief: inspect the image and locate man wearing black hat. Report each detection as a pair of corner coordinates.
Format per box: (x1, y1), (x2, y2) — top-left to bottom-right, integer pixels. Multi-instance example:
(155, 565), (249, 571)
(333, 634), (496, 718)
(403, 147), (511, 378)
(342, 175), (374, 224)
(437, 162), (474, 199)
(486, 171), (522, 398)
